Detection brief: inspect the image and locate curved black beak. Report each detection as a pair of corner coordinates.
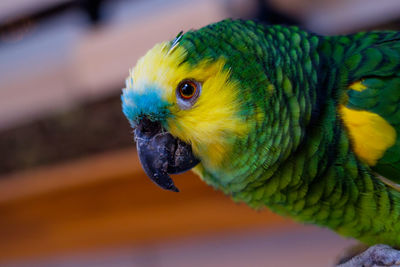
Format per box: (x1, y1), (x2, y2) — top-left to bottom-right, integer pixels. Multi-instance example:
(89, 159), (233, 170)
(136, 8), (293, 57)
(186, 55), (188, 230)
(134, 117), (200, 192)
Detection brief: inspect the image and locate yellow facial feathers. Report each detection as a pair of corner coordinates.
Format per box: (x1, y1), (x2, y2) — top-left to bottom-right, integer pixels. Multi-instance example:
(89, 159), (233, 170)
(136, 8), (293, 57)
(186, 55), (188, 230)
(129, 42), (248, 167)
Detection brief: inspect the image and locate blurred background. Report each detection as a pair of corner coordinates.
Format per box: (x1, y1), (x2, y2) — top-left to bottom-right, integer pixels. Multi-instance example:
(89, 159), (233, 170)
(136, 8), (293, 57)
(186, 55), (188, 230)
(0, 0), (399, 266)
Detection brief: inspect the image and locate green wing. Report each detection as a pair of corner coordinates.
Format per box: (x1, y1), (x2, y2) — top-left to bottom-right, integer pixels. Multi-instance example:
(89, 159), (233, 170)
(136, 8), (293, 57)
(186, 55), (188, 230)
(336, 32), (400, 183)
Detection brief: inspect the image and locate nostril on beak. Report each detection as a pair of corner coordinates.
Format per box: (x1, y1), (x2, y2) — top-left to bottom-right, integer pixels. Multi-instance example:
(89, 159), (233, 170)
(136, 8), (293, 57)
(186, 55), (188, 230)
(136, 116), (162, 138)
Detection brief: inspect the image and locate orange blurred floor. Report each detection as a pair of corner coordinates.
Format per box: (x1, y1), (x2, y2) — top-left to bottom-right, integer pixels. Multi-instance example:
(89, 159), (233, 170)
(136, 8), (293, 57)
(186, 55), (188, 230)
(0, 148), (357, 266)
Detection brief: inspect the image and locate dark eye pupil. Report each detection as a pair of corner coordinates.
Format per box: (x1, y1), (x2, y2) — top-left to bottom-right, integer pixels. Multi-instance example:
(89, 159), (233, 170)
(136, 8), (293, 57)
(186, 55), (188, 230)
(177, 80), (199, 102)
(181, 83), (194, 96)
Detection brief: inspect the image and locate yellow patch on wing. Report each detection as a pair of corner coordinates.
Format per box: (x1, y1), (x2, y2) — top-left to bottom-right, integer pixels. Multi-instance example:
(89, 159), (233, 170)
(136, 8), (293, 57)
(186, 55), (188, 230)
(130, 41), (248, 168)
(339, 105), (397, 166)
(348, 80), (367, 92)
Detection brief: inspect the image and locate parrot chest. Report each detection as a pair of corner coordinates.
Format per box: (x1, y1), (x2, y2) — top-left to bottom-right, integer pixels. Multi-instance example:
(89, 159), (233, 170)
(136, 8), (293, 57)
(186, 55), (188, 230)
(199, 107), (400, 247)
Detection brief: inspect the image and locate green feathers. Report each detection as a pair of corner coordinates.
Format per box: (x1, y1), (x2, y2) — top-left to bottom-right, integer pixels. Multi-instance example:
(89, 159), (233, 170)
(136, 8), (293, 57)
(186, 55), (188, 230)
(179, 20), (322, 190)
(189, 20), (400, 246)
(126, 19), (400, 247)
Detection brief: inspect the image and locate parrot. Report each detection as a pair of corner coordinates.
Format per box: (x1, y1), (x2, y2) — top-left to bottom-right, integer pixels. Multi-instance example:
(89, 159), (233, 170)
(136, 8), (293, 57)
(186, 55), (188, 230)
(121, 19), (400, 265)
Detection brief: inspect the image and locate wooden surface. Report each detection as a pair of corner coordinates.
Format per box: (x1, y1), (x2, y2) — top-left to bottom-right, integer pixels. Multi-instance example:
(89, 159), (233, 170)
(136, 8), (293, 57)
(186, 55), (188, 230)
(0, 148), (296, 264)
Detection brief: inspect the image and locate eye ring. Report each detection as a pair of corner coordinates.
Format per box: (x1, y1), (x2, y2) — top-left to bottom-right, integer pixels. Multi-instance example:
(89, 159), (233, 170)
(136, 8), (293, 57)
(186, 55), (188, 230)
(176, 79), (201, 110)
(178, 80), (198, 99)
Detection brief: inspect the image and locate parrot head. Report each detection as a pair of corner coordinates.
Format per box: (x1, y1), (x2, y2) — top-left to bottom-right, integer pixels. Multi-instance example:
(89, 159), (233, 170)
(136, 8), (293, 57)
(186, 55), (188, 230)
(121, 27), (250, 192)
(121, 20), (303, 192)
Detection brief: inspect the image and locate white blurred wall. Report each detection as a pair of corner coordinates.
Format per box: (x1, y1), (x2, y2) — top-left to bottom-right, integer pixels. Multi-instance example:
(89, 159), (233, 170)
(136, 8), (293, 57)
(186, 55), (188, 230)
(0, 0), (399, 129)
(0, 0), (229, 129)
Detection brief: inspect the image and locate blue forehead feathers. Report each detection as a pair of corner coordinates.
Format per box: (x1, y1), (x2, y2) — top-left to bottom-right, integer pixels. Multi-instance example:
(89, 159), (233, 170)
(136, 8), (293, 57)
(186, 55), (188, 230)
(121, 83), (171, 126)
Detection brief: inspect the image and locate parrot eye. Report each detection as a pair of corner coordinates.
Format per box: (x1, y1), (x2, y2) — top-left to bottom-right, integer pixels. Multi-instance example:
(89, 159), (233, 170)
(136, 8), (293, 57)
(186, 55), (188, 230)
(176, 79), (201, 109)
(178, 80), (198, 99)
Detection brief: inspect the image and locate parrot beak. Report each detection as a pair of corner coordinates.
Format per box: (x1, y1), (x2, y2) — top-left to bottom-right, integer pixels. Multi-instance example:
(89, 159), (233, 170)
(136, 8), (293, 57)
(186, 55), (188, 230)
(134, 117), (200, 192)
